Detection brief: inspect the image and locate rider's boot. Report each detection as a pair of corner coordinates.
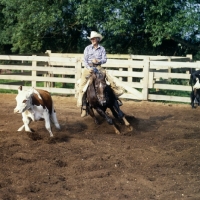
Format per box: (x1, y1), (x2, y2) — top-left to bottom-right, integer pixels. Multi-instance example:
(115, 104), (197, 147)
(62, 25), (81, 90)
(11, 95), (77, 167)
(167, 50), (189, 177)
(77, 92), (83, 107)
(81, 92), (87, 117)
(81, 109), (87, 117)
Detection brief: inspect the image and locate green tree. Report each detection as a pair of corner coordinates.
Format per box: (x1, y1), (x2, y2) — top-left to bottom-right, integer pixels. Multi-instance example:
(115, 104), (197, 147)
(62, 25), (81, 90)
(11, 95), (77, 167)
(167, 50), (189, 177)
(0, 0), (199, 57)
(0, 0), (83, 53)
(77, 0), (200, 56)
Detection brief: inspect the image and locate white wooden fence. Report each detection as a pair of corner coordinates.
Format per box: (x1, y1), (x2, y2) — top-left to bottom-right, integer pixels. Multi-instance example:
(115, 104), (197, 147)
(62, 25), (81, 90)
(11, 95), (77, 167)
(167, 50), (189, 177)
(0, 53), (199, 103)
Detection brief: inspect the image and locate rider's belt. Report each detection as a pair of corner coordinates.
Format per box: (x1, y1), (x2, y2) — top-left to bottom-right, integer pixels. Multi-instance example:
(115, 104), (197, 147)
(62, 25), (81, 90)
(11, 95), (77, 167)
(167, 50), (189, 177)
(89, 64), (101, 67)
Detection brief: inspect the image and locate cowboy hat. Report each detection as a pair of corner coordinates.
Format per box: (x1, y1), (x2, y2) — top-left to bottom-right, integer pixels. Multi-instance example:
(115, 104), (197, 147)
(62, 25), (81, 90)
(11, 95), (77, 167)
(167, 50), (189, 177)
(87, 31), (103, 41)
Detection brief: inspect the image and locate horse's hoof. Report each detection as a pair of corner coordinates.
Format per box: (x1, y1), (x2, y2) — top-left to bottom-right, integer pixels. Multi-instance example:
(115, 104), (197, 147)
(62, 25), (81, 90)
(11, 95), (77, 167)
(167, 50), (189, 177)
(115, 130), (121, 135)
(127, 125), (133, 131)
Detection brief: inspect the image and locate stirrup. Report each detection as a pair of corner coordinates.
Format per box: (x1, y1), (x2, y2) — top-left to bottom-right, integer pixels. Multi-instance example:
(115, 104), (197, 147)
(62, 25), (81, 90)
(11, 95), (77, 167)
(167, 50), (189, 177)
(117, 99), (123, 106)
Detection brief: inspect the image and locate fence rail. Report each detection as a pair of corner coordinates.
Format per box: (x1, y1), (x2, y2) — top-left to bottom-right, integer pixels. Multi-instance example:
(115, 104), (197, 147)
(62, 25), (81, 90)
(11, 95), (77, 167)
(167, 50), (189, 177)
(0, 53), (198, 103)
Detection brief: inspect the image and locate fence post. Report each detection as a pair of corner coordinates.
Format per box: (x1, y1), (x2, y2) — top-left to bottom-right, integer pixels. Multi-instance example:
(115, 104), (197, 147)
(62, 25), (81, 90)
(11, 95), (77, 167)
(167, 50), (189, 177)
(119, 68), (123, 81)
(45, 51), (55, 88)
(45, 50), (52, 56)
(75, 58), (82, 97)
(168, 57), (171, 82)
(32, 55), (37, 87)
(186, 54), (193, 61)
(128, 58), (132, 83)
(142, 57), (150, 100)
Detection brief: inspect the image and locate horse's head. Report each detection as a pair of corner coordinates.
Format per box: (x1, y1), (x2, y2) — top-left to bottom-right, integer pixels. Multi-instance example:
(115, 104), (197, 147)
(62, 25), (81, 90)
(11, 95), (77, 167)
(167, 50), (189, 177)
(92, 71), (107, 106)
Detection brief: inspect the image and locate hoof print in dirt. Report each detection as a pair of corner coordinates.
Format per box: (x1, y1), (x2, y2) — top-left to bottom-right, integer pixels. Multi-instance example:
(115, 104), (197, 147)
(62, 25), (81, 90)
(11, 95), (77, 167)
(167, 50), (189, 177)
(27, 132), (42, 141)
(54, 134), (69, 143)
(55, 159), (67, 168)
(122, 131), (133, 137)
(25, 185), (40, 193)
(46, 137), (56, 144)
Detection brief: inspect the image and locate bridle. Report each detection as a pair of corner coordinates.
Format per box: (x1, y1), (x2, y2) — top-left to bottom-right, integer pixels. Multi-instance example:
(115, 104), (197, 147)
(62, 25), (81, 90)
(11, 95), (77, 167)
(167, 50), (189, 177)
(93, 71), (107, 106)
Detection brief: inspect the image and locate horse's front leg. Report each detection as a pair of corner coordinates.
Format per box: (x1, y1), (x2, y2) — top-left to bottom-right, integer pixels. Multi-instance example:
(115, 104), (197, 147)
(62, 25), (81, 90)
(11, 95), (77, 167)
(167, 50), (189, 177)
(96, 107), (120, 134)
(87, 106), (99, 124)
(122, 116), (133, 131)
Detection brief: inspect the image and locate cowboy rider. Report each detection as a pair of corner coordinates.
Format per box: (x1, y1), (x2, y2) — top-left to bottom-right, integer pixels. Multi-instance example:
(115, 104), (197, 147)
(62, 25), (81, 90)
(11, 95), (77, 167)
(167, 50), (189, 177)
(77, 31), (123, 117)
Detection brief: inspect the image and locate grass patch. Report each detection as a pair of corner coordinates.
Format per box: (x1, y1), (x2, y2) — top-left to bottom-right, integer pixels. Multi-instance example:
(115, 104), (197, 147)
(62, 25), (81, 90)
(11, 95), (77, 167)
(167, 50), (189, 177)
(149, 88), (190, 97)
(0, 89), (17, 94)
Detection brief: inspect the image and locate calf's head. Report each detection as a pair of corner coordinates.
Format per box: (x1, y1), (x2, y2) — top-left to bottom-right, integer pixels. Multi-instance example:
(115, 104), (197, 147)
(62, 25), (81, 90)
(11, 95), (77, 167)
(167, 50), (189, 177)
(14, 86), (35, 113)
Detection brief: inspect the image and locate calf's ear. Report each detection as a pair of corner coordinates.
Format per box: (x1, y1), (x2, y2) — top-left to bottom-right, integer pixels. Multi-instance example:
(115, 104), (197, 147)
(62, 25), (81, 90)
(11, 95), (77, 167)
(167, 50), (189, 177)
(18, 85), (23, 92)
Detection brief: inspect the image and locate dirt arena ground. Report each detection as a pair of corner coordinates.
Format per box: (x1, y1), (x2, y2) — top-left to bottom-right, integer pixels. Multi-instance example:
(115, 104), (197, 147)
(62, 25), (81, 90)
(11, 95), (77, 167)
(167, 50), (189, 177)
(0, 93), (200, 200)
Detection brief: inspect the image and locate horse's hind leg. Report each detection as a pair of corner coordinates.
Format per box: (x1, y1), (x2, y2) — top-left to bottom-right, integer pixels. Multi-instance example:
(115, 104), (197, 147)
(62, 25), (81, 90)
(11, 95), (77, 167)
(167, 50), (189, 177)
(88, 106), (99, 125)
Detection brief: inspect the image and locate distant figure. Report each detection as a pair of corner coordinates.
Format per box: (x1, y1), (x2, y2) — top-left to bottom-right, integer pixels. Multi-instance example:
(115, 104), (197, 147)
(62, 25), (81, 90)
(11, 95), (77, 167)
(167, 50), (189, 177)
(191, 70), (200, 89)
(190, 70), (200, 108)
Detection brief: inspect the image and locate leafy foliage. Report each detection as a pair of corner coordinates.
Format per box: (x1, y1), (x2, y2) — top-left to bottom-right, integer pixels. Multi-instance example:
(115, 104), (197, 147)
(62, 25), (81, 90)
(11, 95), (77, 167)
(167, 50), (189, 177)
(0, 0), (83, 53)
(0, 0), (199, 57)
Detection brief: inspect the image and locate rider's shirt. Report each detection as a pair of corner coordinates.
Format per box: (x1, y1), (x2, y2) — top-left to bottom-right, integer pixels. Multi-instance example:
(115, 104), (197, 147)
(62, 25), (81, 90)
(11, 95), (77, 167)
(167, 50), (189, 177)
(84, 44), (107, 69)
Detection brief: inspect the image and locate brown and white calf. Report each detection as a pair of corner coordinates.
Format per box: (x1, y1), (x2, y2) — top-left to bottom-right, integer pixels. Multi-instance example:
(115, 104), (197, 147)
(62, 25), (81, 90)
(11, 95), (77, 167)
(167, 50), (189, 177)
(14, 86), (60, 137)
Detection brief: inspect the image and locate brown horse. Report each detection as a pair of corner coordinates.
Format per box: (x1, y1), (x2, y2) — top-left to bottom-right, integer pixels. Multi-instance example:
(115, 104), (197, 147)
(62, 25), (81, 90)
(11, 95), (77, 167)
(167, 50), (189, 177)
(82, 71), (132, 134)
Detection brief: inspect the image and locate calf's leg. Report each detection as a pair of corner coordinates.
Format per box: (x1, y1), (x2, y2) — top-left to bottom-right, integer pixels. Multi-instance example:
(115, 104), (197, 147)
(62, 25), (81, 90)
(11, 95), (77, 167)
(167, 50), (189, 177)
(43, 109), (53, 137)
(51, 106), (61, 130)
(19, 113), (32, 132)
(18, 125), (25, 132)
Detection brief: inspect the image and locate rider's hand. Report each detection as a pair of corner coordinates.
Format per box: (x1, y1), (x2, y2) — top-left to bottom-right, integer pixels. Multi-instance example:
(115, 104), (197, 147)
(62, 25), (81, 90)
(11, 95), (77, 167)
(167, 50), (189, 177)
(92, 59), (98, 64)
(88, 68), (94, 73)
